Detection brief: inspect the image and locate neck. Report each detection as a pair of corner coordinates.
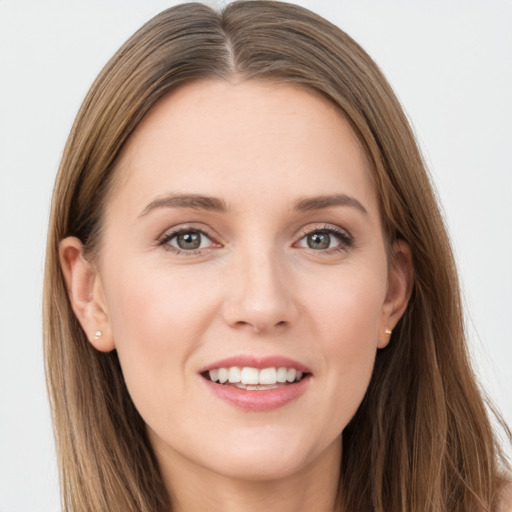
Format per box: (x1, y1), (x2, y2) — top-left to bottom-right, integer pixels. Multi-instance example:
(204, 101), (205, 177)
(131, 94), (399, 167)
(154, 437), (342, 512)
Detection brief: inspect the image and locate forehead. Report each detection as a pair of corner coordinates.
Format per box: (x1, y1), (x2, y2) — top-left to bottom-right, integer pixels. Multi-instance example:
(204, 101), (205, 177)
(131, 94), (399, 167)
(109, 79), (378, 218)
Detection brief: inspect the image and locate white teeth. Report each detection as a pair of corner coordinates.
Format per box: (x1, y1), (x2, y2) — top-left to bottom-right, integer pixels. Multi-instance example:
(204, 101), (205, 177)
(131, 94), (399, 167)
(234, 383), (281, 391)
(240, 367), (259, 385)
(228, 366), (241, 383)
(259, 367), (277, 385)
(218, 368), (228, 384)
(206, 366), (306, 386)
(276, 367), (288, 383)
(286, 368), (297, 383)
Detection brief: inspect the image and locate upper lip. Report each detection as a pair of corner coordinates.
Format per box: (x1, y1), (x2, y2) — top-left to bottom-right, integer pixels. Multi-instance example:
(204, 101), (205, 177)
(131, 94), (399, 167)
(199, 355), (311, 374)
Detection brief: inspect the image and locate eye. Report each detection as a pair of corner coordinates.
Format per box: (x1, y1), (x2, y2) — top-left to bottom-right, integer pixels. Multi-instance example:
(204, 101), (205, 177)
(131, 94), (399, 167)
(161, 228), (215, 253)
(296, 226), (352, 252)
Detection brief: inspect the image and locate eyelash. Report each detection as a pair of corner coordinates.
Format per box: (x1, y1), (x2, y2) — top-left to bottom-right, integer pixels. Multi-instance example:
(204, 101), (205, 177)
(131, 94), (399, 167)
(159, 226), (219, 255)
(296, 225), (353, 254)
(158, 224), (353, 256)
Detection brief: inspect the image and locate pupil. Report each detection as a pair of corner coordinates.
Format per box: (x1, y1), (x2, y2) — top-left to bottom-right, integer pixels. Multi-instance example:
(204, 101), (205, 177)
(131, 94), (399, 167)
(307, 232), (330, 249)
(177, 232), (201, 250)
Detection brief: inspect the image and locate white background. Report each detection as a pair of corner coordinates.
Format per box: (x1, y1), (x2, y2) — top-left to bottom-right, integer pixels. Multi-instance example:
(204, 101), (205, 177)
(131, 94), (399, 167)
(0, 1), (510, 510)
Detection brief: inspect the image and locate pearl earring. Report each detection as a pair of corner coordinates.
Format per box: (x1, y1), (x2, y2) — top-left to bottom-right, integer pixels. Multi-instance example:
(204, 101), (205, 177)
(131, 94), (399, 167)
(94, 330), (102, 340)
(384, 328), (392, 335)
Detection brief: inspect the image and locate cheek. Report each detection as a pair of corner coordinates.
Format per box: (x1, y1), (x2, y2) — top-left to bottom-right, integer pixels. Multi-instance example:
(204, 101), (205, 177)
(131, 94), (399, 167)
(105, 257), (217, 344)
(310, 260), (386, 345)
(305, 262), (386, 425)
(101, 259), (220, 416)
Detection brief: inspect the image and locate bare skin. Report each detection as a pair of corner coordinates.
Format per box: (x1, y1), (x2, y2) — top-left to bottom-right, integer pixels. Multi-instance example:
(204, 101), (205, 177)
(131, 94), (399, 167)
(60, 79), (412, 511)
(157, 435), (341, 512)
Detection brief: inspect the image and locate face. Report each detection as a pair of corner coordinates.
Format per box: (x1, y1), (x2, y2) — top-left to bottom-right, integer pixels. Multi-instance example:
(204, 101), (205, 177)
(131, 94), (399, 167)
(63, 79), (410, 484)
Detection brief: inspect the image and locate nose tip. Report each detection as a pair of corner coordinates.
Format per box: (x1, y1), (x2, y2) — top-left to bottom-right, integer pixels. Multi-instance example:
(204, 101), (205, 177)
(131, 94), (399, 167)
(222, 258), (298, 334)
(226, 307), (291, 334)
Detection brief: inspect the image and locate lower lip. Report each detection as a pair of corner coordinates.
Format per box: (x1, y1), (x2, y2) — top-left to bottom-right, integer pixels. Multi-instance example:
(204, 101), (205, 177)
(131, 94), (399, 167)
(203, 376), (310, 411)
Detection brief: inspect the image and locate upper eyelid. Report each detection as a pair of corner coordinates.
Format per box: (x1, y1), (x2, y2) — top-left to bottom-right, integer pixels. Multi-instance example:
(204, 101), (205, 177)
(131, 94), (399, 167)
(159, 224), (218, 242)
(162, 229), (211, 243)
(297, 223), (352, 239)
(159, 227), (220, 255)
(157, 222), (352, 246)
(293, 225), (354, 253)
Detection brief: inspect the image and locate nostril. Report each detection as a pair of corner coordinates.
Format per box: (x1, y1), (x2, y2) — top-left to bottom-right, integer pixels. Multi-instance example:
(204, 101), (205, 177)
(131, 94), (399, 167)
(231, 319), (286, 333)
(222, 290), (299, 332)
(233, 320), (254, 330)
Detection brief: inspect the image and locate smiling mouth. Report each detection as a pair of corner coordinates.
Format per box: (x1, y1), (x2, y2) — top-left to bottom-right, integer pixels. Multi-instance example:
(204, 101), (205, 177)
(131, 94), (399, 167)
(202, 366), (309, 390)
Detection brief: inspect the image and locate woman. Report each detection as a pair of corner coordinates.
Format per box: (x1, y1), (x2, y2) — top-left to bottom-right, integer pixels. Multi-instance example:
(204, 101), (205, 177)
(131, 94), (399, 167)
(43, 1), (511, 511)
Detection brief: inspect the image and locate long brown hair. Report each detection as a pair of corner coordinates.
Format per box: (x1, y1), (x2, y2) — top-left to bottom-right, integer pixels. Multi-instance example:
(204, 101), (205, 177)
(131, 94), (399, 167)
(43, 2), (510, 510)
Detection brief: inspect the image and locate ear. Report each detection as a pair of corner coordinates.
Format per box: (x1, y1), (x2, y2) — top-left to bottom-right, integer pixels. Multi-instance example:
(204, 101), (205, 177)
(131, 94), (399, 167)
(59, 237), (115, 352)
(378, 239), (413, 348)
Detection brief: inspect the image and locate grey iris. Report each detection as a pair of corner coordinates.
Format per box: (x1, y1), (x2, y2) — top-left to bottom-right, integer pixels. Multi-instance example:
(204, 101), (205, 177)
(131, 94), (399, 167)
(177, 231), (201, 250)
(307, 232), (330, 250)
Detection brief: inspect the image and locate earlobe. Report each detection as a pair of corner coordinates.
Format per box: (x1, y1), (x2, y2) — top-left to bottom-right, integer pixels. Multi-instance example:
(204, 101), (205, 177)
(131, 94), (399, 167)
(378, 239), (414, 348)
(59, 237), (115, 352)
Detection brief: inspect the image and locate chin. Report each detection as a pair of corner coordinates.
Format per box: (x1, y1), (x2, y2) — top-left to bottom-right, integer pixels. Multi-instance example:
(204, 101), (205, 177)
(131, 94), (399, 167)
(207, 449), (311, 482)
(195, 425), (333, 482)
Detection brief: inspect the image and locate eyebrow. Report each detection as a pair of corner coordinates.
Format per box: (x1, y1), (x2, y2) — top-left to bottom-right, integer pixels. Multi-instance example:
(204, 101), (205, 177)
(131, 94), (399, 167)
(294, 194), (368, 215)
(138, 192), (367, 218)
(138, 193), (228, 217)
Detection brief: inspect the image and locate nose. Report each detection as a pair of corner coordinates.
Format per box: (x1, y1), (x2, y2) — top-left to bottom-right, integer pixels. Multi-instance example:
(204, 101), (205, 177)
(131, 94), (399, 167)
(222, 249), (299, 334)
